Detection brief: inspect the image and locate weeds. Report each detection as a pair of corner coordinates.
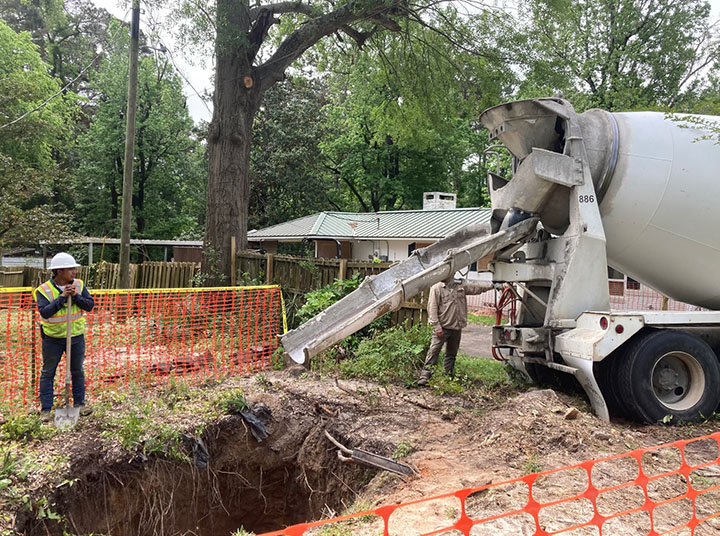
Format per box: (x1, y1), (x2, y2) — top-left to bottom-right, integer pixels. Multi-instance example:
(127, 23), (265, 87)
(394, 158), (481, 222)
(100, 400), (186, 461)
(160, 378), (192, 410)
(231, 528), (256, 536)
(270, 347), (285, 370)
(393, 440), (415, 460)
(523, 454), (543, 475)
(0, 414), (56, 442)
(314, 322), (430, 386)
(215, 388), (249, 414)
(0, 449), (27, 483)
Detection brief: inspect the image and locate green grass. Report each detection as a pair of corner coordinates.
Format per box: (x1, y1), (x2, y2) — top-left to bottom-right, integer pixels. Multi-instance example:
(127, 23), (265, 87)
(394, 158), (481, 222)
(467, 313), (497, 326)
(454, 354), (512, 389)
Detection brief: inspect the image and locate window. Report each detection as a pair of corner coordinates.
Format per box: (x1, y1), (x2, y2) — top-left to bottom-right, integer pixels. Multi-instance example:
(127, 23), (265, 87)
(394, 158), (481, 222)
(607, 266), (624, 280)
(626, 277), (640, 290)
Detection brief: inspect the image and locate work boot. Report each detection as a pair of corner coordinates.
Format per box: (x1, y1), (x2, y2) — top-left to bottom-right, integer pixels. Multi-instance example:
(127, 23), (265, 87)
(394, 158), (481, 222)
(75, 404), (92, 417)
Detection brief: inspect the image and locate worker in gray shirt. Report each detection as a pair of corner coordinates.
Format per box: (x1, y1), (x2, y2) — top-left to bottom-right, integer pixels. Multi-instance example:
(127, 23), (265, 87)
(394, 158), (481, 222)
(417, 276), (492, 385)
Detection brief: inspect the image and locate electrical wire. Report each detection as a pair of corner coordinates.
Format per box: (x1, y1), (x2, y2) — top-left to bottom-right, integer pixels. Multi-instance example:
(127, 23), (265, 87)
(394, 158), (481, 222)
(0, 9), (131, 131)
(142, 10), (212, 114)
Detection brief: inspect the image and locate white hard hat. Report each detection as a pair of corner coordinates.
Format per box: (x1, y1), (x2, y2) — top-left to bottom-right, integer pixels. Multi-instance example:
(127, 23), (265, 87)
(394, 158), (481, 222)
(49, 252), (79, 270)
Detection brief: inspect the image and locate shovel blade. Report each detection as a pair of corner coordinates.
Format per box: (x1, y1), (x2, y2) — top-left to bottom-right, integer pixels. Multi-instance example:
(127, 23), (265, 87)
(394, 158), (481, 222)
(54, 407), (80, 430)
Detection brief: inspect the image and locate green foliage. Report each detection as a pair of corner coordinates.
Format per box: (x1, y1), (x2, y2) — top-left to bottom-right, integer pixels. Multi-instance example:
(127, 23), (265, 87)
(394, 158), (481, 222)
(100, 400), (185, 460)
(215, 388), (249, 415)
(159, 378), (192, 410)
(0, 20), (77, 248)
(322, 322), (432, 386)
(193, 246), (228, 287)
(393, 440), (415, 460)
(0, 448), (28, 483)
(71, 22), (206, 240)
(249, 77), (335, 230)
(231, 528), (256, 536)
(0, 414), (56, 442)
(270, 347), (285, 370)
(297, 274), (362, 323)
(318, 11), (510, 211)
(518, 0), (718, 111)
(523, 454), (543, 475)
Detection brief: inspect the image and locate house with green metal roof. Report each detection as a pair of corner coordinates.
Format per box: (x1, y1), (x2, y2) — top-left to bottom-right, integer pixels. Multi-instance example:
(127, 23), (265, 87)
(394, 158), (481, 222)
(247, 192), (491, 263)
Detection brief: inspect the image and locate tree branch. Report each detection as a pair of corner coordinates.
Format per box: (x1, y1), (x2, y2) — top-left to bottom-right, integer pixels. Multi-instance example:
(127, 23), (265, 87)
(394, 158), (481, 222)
(255, 0), (406, 92)
(249, 2), (315, 21)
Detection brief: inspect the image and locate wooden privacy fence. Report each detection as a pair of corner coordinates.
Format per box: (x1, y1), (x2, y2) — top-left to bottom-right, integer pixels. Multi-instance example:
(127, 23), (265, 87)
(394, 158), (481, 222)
(0, 262), (200, 289)
(237, 251), (429, 327)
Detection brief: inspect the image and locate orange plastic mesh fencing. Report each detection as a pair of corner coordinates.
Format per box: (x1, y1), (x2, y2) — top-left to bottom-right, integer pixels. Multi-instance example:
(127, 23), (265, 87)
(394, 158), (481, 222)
(260, 432), (720, 536)
(0, 286), (286, 412)
(467, 283), (702, 316)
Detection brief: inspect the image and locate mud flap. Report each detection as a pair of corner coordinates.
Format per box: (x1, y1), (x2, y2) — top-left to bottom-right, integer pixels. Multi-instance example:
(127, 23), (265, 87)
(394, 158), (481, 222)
(561, 355), (610, 422)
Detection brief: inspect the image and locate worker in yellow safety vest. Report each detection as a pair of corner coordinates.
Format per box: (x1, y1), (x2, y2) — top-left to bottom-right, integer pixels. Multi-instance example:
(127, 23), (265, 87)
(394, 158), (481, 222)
(33, 252), (95, 421)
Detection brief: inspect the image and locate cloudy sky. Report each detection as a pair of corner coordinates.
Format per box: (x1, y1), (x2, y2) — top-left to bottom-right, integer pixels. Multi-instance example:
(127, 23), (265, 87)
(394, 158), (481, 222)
(91, 0), (720, 125)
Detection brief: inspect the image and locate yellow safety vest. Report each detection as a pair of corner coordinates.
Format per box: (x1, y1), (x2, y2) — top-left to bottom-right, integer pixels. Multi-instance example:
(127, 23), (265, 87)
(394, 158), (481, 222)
(33, 279), (87, 338)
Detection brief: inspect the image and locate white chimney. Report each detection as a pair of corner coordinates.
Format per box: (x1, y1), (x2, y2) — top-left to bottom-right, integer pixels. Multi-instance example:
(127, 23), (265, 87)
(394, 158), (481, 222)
(423, 192), (457, 210)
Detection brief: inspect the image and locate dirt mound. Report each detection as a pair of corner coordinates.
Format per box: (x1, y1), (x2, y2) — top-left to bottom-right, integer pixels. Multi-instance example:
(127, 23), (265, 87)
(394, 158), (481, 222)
(3, 369), (718, 535)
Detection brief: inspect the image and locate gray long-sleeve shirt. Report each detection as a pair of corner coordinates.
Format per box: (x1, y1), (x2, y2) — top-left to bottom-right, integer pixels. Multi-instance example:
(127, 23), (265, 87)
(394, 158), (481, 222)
(427, 280), (492, 330)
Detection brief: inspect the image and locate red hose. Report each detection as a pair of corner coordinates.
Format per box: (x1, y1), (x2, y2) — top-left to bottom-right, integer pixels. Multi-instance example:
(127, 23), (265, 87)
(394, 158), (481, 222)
(492, 285), (517, 361)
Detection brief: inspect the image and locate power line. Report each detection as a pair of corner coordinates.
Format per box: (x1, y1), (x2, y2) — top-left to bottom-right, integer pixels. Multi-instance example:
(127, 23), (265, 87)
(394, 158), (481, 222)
(0, 9), (131, 131)
(142, 11), (212, 115)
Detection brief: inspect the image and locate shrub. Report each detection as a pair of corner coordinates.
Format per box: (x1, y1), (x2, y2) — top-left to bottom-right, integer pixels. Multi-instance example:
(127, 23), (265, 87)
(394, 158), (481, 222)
(297, 274), (362, 323)
(297, 274), (389, 353)
(328, 322), (432, 386)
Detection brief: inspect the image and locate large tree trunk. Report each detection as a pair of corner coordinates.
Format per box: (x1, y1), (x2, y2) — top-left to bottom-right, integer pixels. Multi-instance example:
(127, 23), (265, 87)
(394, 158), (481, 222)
(202, 0), (404, 284)
(203, 1), (261, 284)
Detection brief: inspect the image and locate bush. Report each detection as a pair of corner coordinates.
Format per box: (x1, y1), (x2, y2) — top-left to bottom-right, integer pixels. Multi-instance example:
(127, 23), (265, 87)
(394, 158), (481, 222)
(296, 274), (362, 323)
(319, 322), (432, 386)
(297, 274), (389, 353)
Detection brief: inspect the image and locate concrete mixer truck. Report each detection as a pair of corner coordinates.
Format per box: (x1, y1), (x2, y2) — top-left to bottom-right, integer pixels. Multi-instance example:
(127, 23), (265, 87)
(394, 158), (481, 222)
(280, 97), (720, 424)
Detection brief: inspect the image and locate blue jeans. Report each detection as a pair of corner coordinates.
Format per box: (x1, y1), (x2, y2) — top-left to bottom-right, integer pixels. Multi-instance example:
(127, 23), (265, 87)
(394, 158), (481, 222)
(39, 334), (86, 411)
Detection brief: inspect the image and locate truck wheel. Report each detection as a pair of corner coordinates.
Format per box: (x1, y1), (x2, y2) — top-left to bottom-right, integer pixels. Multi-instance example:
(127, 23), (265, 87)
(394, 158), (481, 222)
(617, 330), (720, 423)
(595, 354), (633, 420)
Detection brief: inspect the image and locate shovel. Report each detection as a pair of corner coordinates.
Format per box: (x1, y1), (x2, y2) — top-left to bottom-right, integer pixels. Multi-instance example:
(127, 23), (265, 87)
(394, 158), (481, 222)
(55, 293), (80, 429)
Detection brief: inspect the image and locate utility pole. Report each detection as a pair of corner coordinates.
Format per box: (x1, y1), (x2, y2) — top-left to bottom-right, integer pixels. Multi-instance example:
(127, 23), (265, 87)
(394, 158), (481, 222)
(119, 0), (140, 289)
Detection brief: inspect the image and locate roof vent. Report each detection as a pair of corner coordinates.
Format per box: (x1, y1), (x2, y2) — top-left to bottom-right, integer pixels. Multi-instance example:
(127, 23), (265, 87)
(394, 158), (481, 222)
(423, 192), (456, 210)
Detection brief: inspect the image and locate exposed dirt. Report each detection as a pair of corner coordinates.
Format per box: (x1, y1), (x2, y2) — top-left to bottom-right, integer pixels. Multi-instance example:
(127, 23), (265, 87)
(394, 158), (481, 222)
(3, 364), (720, 536)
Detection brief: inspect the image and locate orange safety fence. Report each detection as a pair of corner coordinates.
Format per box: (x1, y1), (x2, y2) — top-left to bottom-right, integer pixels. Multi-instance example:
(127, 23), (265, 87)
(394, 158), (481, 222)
(0, 285), (286, 412)
(260, 432), (720, 536)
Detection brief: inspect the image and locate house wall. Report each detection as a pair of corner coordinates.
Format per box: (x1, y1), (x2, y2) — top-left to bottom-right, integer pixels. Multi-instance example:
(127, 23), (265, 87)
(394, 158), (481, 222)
(351, 240), (417, 262)
(350, 240), (491, 272)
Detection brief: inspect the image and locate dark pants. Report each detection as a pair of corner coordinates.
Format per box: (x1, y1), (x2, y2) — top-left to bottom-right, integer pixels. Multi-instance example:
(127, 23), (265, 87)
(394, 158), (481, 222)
(420, 328), (462, 379)
(39, 334), (86, 411)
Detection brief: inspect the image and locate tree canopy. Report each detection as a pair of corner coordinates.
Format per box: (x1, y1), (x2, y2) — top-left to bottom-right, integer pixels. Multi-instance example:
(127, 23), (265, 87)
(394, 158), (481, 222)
(0, 19), (77, 249)
(1, 0), (719, 269)
(518, 0), (719, 111)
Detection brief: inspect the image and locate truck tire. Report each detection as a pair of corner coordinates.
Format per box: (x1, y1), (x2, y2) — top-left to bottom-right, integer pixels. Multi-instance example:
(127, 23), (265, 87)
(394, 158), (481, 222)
(595, 354), (634, 420)
(617, 330), (720, 423)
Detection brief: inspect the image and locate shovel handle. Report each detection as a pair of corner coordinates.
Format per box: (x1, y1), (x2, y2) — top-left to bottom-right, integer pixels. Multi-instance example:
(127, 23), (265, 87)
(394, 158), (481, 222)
(65, 294), (72, 384)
